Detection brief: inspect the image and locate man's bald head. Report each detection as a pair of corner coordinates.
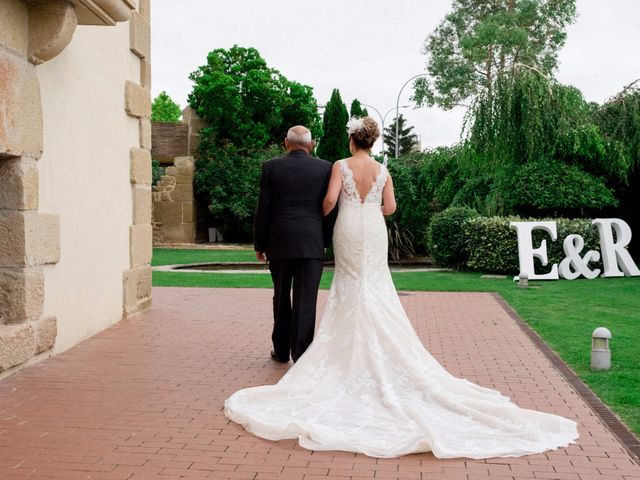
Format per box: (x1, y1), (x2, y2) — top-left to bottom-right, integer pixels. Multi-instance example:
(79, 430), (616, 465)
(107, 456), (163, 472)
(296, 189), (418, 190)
(285, 125), (314, 153)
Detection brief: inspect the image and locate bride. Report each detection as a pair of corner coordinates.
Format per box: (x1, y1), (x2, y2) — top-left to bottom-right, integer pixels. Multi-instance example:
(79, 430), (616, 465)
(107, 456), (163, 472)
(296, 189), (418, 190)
(224, 117), (578, 459)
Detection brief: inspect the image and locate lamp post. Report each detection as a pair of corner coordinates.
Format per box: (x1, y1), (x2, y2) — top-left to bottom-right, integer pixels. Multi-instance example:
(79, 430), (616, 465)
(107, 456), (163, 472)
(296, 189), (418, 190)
(394, 73), (428, 158)
(361, 103), (409, 158)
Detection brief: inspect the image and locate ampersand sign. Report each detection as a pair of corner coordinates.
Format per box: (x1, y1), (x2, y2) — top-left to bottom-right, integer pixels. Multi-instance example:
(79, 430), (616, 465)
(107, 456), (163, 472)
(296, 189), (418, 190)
(558, 234), (601, 280)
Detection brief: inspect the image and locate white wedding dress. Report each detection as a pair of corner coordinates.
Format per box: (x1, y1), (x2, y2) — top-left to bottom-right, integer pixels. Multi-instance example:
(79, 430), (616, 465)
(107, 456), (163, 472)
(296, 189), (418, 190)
(224, 159), (579, 459)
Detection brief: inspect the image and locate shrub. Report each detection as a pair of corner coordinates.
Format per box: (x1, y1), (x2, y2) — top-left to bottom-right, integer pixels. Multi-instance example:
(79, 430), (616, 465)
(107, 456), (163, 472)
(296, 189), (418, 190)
(152, 159), (165, 185)
(499, 160), (618, 216)
(386, 146), (465, 256)
(427, 207), (479, 269)
(464, 216), (602, 274)
(194, 142), (282, 242)
(386, 156), (422, 256)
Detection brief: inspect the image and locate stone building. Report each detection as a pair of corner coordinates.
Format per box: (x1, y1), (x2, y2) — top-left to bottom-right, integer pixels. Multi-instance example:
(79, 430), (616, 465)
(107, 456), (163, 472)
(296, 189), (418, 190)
(0, 0), (153, 376)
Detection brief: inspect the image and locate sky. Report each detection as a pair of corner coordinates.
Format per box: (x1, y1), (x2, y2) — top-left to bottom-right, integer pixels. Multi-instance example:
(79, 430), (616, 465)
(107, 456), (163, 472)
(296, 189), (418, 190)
(151, 0), (640, 154)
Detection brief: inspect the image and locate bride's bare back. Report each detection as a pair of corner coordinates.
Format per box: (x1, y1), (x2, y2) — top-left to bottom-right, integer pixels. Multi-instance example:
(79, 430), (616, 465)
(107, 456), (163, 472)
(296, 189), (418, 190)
(344, 157), (382, 202)
(323, 155), (396, 216)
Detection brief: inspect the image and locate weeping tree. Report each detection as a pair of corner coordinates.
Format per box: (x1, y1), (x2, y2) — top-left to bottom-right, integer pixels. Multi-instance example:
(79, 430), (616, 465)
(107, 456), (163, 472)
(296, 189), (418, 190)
(414, 0), (577, 110)
(462, 68), (622, 217)
(593, 80), (640, 254)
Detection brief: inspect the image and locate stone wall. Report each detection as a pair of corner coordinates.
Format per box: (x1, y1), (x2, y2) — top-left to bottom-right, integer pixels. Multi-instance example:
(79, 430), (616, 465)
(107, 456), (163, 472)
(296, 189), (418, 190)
(0, 0), (148, 376)
(123, 0), (153, 318)
(153, 157), (196, 244)
(151, 122), (189, 164)
(150, 108), (207, 245)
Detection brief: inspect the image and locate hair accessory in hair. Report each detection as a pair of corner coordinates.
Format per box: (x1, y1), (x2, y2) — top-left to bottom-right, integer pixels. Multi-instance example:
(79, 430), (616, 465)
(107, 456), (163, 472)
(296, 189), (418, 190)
(346, 117), (365, 136)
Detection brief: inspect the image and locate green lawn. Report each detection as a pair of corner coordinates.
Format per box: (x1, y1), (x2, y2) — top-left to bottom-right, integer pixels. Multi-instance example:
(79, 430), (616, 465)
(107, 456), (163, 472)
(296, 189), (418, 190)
(152, 248), (640, 436)
(152, 248), (255, 266)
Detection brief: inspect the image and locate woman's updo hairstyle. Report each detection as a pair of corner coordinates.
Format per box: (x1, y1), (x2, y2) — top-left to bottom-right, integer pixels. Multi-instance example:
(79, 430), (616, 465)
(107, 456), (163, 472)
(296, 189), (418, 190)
(347, 116), (380, 150)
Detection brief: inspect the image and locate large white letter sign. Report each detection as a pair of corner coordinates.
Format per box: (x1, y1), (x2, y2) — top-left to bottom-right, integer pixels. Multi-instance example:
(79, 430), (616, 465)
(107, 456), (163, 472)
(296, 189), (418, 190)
(510, 221), (559, 280)
(558, 234), (601, 280)
(593, 218), (640, 277)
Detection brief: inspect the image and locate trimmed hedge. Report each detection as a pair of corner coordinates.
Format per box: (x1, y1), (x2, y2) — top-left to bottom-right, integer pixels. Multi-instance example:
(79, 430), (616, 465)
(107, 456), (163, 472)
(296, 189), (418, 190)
(427, 207), (479, 269)
(464, 216), (602, 274)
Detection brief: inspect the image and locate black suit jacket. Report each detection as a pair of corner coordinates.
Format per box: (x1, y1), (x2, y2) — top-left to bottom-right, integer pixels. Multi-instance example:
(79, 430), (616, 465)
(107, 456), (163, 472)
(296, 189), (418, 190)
(254, 150), (336, 260)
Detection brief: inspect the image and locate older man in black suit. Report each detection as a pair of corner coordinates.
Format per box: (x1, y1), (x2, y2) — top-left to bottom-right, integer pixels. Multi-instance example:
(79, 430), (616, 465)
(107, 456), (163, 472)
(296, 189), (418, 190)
(254, 126), (336, 363)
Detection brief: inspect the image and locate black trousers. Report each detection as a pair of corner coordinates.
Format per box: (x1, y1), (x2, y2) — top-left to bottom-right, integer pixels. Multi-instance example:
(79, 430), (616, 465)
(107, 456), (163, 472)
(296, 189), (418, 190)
(268, 258), (324, 362)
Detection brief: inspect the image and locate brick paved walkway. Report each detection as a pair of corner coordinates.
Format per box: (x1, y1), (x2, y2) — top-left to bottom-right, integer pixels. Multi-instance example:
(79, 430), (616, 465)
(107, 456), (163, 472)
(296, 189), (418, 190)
(1, 287), (639, 480)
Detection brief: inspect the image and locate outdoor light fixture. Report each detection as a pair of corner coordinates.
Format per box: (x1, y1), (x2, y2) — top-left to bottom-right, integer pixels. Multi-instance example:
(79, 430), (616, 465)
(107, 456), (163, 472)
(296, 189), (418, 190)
(591, 327), (612, 370)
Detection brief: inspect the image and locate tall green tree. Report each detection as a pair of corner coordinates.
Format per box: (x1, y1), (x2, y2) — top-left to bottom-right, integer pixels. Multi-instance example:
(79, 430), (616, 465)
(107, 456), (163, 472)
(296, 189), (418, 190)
(413, 0), (577, 109)
(188, 45), (321, 150)
(383, 115), (419, 157)
(350, 99), (369, 118)
(317, 89), (350, 161)
(151, 91), (182, 122)
(188, 46), (322, 240)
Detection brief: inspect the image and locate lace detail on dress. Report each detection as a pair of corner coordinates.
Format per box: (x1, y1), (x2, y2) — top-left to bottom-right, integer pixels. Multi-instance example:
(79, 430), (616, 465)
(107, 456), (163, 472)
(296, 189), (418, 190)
(338, 160), (388, 205)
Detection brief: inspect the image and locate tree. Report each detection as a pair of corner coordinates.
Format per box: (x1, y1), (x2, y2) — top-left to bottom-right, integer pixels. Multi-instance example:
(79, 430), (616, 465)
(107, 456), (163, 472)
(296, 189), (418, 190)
(151, 91), (182, 122)
(281, 81), (323, 141)
(383, 115), (419, 157)
(317, 89), (350, 161)
(188, 46), (323, 240)
(413, 0), (577, 109)
(592, 80), (640, 255)
(350, 99), (369, 118)
(188, 45), (321, 150)
(463, 69), (621, 216)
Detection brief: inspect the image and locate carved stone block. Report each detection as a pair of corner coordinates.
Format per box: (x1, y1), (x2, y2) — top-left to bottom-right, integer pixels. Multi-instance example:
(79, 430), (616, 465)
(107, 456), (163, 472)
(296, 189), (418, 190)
(182, 202), (194, 223)
(123, 264), (152, 316)
(27, 0), (78, 65)
(0, 0), (29, 55)
(0, 212), (60, 267)
(138, 0), (150, 21)
(171, 183), (193, 203)
(34, 314), (56, 353)
(0, 50), (43, 158)
(133, 185), (152, 224)
(0, 158), (39, 210)
(130, 224), (152, 267)
(129, 11), (150, 60)
(140, 59), (151, 90)
(0, 268), (44, 324)
(139, 118), (152, 150)
(153, 202), (182, 224)
(0, 322), (35, 371)
(130, 147), (151, 184)
(161, 223), (194, 244)
(125, 81), (151, 119)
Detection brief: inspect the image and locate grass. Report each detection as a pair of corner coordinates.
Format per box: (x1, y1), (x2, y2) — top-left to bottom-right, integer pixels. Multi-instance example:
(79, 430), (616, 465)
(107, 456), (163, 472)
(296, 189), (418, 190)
(152, 248), (640, 436)
(152, 248), (255, 266)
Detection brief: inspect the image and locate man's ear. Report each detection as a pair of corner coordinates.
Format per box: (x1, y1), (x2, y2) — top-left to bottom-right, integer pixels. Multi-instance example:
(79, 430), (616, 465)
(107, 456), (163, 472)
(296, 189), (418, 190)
(284, 138), (290, 150)
(308, 140), (316, 152)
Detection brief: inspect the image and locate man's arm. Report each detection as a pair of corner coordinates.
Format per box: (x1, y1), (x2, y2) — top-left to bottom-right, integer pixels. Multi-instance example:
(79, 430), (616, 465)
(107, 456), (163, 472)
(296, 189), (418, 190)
(254, 163), (271, 260)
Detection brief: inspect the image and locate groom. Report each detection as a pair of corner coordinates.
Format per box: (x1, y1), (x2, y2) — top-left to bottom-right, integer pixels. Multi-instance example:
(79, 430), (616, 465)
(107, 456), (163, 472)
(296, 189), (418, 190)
(254, 125), (335, 363)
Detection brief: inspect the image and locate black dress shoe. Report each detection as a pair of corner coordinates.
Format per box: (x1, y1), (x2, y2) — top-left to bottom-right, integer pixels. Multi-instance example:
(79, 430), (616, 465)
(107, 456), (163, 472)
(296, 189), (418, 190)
(270, 350), (289, 363)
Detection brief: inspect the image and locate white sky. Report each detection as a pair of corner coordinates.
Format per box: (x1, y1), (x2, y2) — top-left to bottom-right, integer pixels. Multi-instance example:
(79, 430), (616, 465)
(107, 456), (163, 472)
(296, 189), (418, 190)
(151, 0), (640, 154)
